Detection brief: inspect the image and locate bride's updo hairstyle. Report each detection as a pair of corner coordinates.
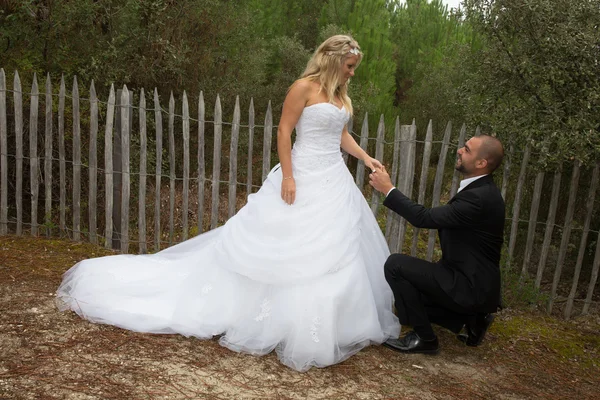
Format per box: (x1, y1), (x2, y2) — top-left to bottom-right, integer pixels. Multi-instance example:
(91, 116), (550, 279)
(300, 34), (362, 116)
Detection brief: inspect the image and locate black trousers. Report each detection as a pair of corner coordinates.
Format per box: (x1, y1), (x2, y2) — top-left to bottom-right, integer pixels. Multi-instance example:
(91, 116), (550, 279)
(384, 253), (475, 339)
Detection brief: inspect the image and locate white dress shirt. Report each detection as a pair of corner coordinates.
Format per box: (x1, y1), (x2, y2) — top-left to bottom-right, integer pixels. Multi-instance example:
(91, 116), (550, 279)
(457, 174), (488, 193)
(384, 174), (488, 199)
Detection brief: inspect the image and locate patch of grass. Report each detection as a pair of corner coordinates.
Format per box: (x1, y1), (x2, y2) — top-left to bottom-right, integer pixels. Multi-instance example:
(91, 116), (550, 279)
(500, 266), (549, 310)
(493, 312), (600, 369)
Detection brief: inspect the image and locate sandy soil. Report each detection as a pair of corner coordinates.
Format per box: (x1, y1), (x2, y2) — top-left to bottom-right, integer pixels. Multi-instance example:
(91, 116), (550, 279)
(1, 235), (598, 399)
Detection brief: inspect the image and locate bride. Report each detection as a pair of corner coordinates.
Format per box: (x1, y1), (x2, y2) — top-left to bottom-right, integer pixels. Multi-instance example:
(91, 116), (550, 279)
(56, 34), (400, 372)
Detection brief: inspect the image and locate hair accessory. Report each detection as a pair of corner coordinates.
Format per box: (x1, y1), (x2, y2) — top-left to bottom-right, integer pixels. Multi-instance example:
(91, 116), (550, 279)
(348, 47), (360, 55)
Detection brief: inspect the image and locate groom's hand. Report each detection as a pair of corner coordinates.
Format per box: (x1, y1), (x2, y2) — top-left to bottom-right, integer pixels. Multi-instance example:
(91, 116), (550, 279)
(369, 166), (394, 195)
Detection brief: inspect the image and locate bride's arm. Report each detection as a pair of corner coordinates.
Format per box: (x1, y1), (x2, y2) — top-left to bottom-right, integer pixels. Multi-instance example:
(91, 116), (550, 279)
(277, 80), (311, 205)
(340, 127), (382, 172)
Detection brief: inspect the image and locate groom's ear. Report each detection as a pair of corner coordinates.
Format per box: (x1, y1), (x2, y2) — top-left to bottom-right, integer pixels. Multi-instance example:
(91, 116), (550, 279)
(476, 158), (488, 170)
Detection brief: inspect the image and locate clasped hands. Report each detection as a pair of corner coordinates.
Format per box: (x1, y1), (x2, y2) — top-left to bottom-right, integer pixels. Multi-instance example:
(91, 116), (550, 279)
(368, 164), (395, 195)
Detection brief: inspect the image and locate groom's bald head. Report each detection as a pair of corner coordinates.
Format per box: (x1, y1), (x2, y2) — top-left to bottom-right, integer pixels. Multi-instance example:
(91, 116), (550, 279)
(477, 135), (504, 173)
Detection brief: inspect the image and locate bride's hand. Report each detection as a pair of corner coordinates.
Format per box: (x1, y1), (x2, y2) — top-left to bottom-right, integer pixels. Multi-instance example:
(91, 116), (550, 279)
(281, 177), (296, 205)
(364, 157), (383, 173)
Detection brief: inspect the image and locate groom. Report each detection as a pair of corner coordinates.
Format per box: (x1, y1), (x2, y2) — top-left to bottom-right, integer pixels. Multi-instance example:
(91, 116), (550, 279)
(369, 134), (505, 354)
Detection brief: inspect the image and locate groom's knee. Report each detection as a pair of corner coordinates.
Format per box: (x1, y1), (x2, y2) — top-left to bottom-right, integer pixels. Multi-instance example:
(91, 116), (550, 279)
(384, 253), (411, 282)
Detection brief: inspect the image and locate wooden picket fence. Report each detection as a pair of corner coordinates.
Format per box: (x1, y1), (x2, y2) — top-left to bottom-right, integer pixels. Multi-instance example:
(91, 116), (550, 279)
(0, 69), (599, 319)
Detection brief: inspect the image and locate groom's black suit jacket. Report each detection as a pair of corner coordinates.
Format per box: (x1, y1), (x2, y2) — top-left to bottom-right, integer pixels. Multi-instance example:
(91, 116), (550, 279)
(383, 174), (505, 313)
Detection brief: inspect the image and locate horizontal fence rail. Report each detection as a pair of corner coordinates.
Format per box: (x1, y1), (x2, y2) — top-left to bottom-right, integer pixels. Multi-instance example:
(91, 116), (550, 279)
(0, 68), (599, 320)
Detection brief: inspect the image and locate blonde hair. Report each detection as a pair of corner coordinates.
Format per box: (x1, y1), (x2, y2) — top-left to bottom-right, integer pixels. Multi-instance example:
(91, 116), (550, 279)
(300, 35), (362, 115)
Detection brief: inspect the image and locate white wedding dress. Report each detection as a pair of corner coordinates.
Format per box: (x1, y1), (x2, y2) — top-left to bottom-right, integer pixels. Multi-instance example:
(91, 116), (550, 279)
(56, 102), (400, 372)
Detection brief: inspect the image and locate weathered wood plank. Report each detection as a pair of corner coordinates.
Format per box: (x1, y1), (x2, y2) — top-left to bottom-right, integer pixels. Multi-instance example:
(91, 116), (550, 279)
(534, 165), (562, 288)
(521, 167), (545, 277)
(355, 114), (369, 188)
(58, 76), (66, 235)
(246, 98), (255, 198)
(548, 160), (581, 313)
(427, 121), (452, 261)
(72, 76), (81, 241)
(343, 118), (353, 165)
(385, 117), (401, 243)
(168, 92), (175, 245)
(565, 162), (599, 318)
(507, 142), (530, 269)
(43, 73), (52, 236)
(14, 72), (23, 235)
(138, 89), (147, 253)
(397, 123), (417, 253)
(111, 90), (131, 248)
(210, 95), (223, 229)
(261, 101), (273, 182)
(182, 91), (190, 240)
(228, 96), (240, 219)
(583, 230), (600, 315)
(0, 69), (7, 235)
(501, 145), (513, 201)
(411, 119), (433, 257)
(29, 74), (39, 236)
(153, 89), (163, 250)
(120, 86), (131, 253)
(370, 115), (385, 215)
(103, 84), (115, 249)
(88, 80), (98, 244)
(449, 123), (466, 198)
(392, 124), (414, 253)
(197, 91), (205, 234)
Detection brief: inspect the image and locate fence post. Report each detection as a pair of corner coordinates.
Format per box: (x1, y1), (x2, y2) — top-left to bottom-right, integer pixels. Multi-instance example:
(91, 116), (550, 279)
(370, 115), (385, 215)
(343, 118), (353, 165)
(182, 91), (190, 241)
(449, 124), (466, 198)
(44, 73), (52, 237)
(197, 91), (205, 234)
(88, 80), (98, 244)
(58, 76), (66, 236)
(521, 164), (545, 277)
(393, 124), (415, 253)
(138, 88), (147, 253)
(210, 95), (223, 229)
(120, 86), (131, 253)
(261, 101), (273, 182)
(112, 89), (122, 248)
(501, 144), (513, 201)
(72, 76), (81, 240)
(355, 113), (369, 188)
(168, 92), (175, 245)
(411, 119), (433, 257)
(0, 69), (6, 235)
(507, 142), (531, 269)
(153, 89), (163, 250)
(427, 121), (452, 261)
(583, 230), (600, 315)
(548, 160), (581, 313)
(228, 96), (241, 219)
(385, 117), (401, 244)
(246, 98), (255, 199)
(29, 74), (39, 236)
(104, 85), (115, 249)
(565, 163), (599, 318)
(14, 71), (23, 235)
(535, 165), (562, 288)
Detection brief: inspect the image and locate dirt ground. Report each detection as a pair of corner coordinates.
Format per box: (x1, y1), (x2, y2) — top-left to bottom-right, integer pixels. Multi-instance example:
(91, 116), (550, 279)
(1, 235), (599, 400)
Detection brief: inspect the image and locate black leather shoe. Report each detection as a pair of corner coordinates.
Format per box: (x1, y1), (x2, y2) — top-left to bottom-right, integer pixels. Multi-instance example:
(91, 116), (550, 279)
(383, 331), (439, 354)
(457, 313), (495, 347)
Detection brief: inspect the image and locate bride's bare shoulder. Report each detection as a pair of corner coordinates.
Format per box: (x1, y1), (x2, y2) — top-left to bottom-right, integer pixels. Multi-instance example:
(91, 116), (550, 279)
(290, 78), (320, 94)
